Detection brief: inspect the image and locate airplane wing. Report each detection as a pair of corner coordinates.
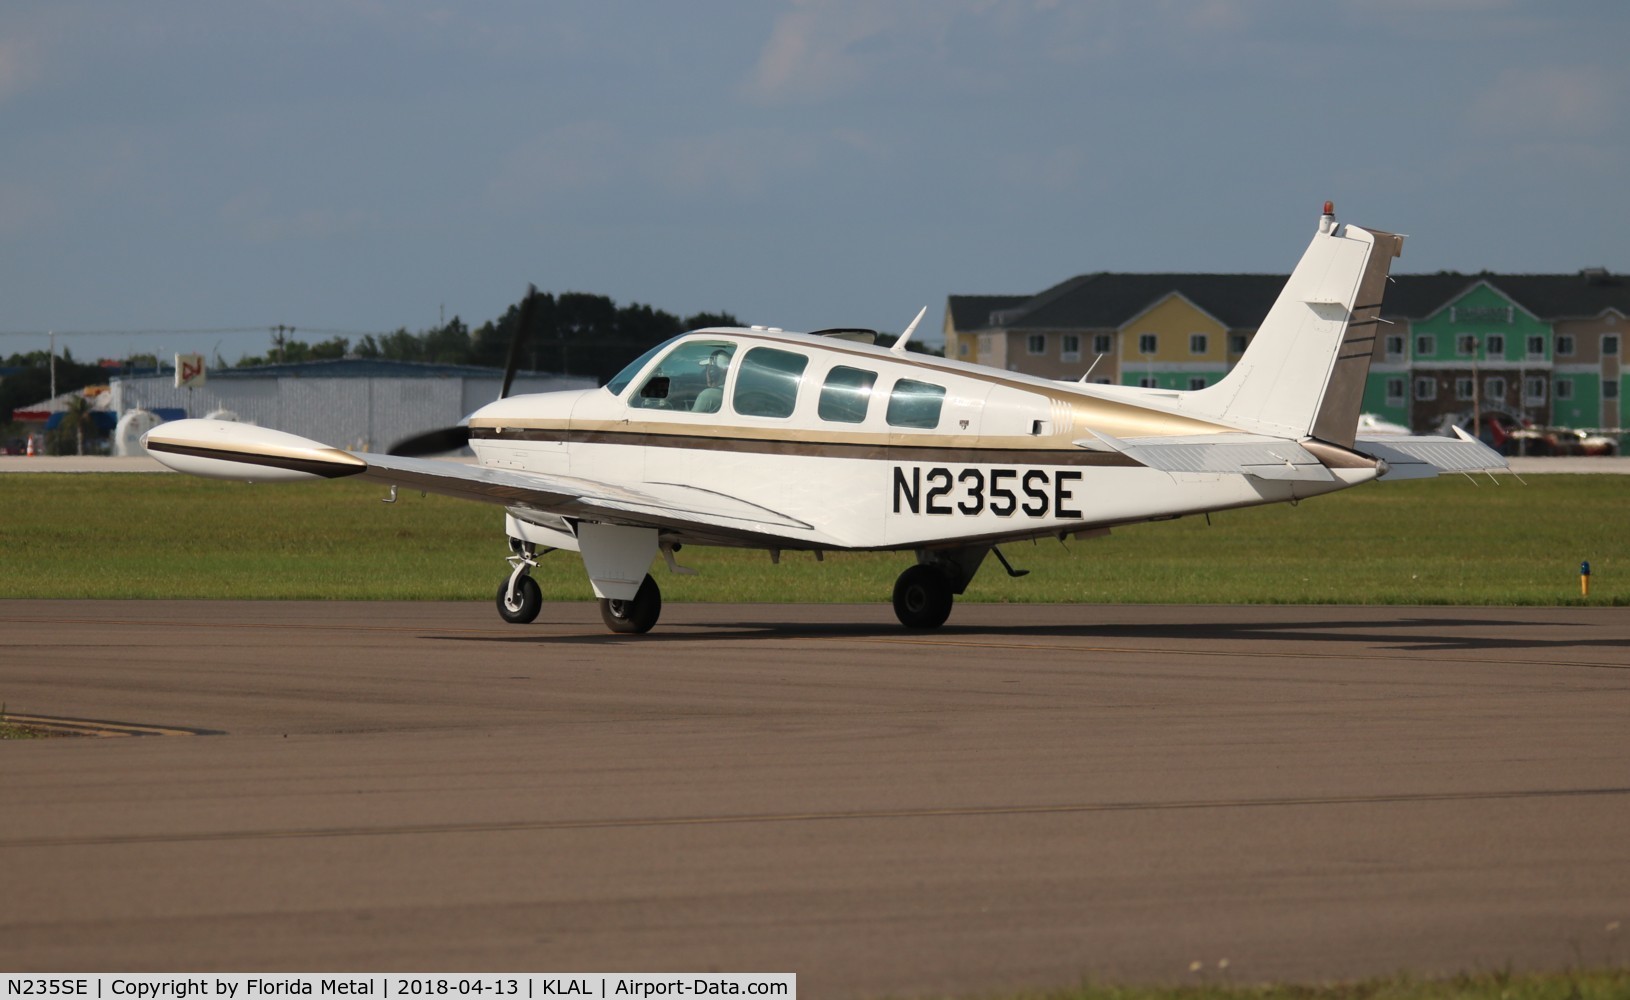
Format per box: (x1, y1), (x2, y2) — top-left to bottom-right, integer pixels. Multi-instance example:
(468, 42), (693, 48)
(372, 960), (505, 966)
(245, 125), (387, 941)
(142, 419), (823, 546)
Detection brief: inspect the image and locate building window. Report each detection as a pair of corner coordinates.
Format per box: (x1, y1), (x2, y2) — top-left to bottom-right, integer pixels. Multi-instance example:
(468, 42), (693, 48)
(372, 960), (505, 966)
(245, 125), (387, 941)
(1604, 334), (1621, 355)
(1606, 380), (1621, 400)
(1535, 335), (1554, 358)
(1092, 334), (1113, 355)
(1026, 334), (1046, 356)
(1386, 377), (1405, 404)
(1524, 376), (1547, 403)
(1138, 377), (1159, 389)
(1230, 334), (1249, 354)
(1455, 378), (1475, 401)
(1415, 334), (1435, 356)
(1488, 334), (1506, 356)
(1415, 377), (1437, 401)
(1061, 334), (1081, 362)
(1556, 379), (1573, 401)
(1188, 377), (1207, 391)
(1485, 376), (1506, 400)
(1385, 335), (1404, 359)
(1189, 333), (1208, 355)
(1456, 334), (1479, 356)
(1137, 333), (1158, 355)
(957, 341), (970, 357)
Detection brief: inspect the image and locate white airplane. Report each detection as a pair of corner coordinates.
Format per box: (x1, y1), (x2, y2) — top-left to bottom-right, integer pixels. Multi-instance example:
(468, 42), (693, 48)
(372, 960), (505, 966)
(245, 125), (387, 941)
(143, 204), (1505, 633)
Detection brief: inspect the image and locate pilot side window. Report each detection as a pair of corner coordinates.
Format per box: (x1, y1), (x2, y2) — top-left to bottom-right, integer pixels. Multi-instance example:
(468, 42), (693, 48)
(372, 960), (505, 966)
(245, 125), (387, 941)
(886, 379), (946, 429)
(818, 366), (877, 424)
(732, 347), (809, 419)
(630, 339), (738, 412)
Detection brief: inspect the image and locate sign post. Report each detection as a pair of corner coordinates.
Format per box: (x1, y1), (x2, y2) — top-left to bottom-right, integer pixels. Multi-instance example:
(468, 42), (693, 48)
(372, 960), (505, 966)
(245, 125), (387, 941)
(175, 353), (206, 417)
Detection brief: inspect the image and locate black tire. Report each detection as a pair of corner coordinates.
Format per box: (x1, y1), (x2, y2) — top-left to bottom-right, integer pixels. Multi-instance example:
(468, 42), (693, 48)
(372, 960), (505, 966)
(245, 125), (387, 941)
(892, 564), (954, 629)
(496, 574), (543, 624)
(599, 574), (662, 634)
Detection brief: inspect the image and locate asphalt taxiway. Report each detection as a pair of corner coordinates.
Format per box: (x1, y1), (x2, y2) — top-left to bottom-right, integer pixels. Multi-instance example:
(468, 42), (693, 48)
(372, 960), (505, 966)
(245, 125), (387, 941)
(3, 600), (1628, 996)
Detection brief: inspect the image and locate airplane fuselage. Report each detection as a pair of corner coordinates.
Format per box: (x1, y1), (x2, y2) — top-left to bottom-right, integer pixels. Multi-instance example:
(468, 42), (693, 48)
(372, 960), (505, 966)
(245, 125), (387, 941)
(468, 328), (1374, 554)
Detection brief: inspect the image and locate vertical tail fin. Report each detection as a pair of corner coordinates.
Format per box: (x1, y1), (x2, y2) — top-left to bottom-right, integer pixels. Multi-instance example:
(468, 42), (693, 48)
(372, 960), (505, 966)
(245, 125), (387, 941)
(1188, 206), (1403, 447)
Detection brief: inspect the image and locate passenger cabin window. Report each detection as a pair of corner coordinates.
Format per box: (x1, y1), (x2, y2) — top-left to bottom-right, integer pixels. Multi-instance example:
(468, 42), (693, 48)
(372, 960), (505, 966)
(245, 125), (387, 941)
(732, 347), (809, 419)
(819, 366), (877, 424)
(886, 379), (946, 429)
(630, 339), (737, 412)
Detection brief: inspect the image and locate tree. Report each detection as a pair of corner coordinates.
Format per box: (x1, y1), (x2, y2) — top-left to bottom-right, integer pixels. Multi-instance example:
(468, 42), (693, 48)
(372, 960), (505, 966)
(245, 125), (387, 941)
(0, 350), (106, 424)
(422, 318), (472, 364)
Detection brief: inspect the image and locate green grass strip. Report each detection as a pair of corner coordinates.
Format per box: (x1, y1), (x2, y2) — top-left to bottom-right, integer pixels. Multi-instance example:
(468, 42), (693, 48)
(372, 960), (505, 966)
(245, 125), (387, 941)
(952, 968), (1630, 999)
(0, 473), (1622, 604)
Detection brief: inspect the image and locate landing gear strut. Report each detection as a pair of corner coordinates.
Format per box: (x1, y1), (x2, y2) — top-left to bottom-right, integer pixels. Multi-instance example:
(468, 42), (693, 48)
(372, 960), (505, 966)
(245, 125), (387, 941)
(600, 574), (662, 634)
(496, 539), (544, 624)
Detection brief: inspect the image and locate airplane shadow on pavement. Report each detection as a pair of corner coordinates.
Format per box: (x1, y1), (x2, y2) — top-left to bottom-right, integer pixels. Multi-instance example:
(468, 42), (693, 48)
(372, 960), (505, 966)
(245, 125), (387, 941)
(425, 614), (1629, 659)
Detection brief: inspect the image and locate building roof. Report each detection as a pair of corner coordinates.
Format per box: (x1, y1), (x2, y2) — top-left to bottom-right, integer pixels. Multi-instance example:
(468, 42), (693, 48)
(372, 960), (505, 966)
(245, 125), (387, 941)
(948, 270), (1630, 333)
(112, 358), (558, 382)
(945, 295), (1028, 332)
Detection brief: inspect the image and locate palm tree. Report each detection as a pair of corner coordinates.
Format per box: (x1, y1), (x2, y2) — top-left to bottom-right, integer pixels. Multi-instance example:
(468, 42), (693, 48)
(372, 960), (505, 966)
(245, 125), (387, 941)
(62, 394), (92, 456)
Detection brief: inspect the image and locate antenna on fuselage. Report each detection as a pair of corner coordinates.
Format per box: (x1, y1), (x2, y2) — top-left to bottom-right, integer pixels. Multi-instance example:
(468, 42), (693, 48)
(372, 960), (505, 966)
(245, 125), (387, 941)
(889, 306), (928, 355)
(1079, 354), (1106, 383)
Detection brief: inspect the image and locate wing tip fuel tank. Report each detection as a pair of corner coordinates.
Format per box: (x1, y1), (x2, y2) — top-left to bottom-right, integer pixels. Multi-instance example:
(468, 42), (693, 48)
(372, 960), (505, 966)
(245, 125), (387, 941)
(142, 419), (366, 482)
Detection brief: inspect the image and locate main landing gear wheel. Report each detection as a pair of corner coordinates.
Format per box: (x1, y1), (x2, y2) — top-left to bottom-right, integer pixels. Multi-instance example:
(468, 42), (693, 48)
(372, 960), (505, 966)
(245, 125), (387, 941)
(496, 574), (542, 624)
(892, 565), (954, 630)
(599, 574), (662, 634)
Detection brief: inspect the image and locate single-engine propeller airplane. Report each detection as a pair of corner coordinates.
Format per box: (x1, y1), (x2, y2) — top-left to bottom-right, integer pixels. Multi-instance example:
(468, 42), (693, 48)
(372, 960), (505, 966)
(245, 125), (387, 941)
(144, 204), (1506, 632)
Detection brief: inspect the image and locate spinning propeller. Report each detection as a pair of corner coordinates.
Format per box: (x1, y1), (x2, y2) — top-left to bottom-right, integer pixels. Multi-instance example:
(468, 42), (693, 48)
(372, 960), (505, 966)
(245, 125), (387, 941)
(387, 284), (540, 457)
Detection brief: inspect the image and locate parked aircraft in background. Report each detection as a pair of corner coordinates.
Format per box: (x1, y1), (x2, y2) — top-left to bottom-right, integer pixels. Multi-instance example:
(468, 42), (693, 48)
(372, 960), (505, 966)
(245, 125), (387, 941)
(144, 204), (1505, 633)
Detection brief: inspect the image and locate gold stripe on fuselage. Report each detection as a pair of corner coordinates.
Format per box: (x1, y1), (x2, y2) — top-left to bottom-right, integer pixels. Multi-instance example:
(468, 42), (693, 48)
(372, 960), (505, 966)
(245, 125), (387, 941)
(470, 424), (1140, 467)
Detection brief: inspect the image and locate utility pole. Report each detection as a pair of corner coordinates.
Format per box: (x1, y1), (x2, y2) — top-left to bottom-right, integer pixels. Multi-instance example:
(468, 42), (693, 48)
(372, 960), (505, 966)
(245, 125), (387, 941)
(272, 324), (295, 364)
(48, 331), (56, 401)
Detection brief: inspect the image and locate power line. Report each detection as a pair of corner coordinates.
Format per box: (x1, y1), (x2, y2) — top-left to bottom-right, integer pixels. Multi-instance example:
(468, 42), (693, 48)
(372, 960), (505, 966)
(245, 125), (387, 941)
(0, 326), (391, 338)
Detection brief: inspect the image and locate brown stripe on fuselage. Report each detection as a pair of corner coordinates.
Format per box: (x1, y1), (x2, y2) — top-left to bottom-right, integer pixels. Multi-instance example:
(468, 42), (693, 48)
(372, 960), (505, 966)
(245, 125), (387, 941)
(471, 425), (1140, 467)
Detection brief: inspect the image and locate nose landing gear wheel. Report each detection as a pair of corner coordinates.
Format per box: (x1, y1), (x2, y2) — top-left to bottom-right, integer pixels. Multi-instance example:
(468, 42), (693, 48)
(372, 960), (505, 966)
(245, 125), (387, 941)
(599, 574), (662, 634)
(496, 574), (543, 624)
(892, 565), (954, 629)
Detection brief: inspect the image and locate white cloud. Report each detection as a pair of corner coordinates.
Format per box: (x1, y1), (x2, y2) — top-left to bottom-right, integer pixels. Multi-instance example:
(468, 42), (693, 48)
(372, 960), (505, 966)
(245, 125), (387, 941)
(0, 36), (41, 104)
(485, 121), (628, 208)
(220, 190), (369, 244)
(1471, 65), (1622, 137)
(745, 1), (902, 104)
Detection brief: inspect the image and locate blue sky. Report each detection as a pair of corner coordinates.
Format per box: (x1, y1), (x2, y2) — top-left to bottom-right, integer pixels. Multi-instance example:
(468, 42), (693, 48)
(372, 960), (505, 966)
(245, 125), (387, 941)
(2, 1), (1626, 365)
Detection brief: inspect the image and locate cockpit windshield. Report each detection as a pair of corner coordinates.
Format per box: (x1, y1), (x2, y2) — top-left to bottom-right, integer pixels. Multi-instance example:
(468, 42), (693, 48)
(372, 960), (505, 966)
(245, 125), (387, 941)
(630, 339), (739, 413)
(604, 336), (680, 396)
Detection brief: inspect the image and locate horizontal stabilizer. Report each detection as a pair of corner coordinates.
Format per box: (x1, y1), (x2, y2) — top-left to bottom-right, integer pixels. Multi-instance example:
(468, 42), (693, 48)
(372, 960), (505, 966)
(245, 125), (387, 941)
(1357, 430), (1509, 480)
(1079, 430), (1336, 481)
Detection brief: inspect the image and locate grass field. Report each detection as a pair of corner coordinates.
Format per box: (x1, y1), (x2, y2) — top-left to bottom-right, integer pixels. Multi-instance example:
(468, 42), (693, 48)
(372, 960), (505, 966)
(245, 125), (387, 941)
(989, 969), (1630, 999)
(0, 473), (1623, 605)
